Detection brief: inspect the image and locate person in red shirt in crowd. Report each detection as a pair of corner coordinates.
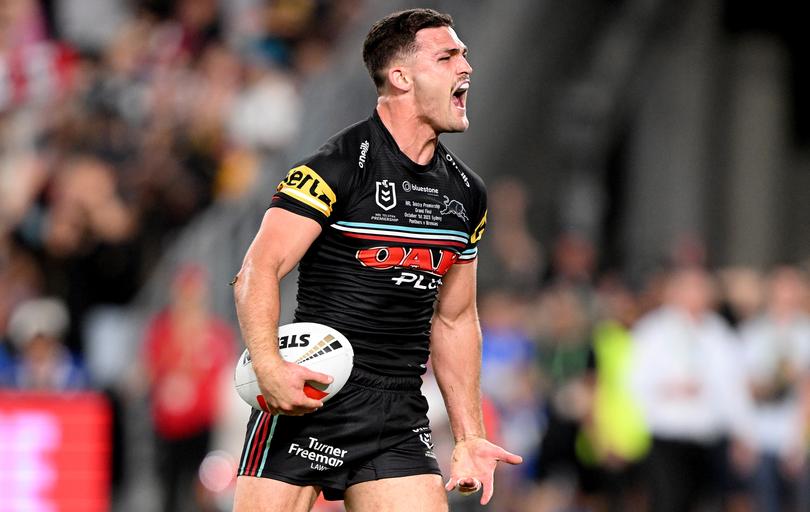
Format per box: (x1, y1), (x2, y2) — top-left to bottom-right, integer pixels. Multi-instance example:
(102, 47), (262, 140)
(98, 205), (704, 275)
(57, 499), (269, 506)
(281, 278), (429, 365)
(142, 263), (235, 512)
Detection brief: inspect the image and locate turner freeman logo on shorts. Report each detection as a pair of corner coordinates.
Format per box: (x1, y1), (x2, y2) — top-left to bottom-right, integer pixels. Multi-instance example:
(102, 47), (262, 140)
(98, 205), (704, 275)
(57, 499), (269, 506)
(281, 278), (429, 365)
(277, 165), (337, 217)
(441, 195), (469, 222)
(288, 437), (348, 471)
(375, 180), (396, 211)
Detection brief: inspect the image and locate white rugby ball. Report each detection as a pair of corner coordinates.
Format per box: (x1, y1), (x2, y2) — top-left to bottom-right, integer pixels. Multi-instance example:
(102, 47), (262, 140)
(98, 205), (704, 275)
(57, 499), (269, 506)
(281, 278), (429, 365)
(234, 322), (353, 412)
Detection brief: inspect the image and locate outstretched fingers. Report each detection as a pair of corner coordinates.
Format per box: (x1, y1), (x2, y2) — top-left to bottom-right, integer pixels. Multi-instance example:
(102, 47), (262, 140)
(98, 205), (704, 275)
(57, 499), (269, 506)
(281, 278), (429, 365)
(445, 440), (524, 505)
(478, 446), (522, 504)
(495, 446), (523, 466)
(480, 476), (494, 505)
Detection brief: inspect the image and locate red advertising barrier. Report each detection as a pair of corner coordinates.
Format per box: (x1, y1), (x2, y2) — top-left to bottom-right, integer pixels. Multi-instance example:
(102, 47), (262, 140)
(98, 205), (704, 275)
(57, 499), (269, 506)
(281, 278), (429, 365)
(0, 392), (111, 512)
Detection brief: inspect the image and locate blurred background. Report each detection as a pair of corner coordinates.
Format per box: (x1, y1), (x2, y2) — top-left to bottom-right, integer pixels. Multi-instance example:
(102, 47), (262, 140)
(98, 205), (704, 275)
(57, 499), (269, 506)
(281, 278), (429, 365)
(1, 0), (809, 511)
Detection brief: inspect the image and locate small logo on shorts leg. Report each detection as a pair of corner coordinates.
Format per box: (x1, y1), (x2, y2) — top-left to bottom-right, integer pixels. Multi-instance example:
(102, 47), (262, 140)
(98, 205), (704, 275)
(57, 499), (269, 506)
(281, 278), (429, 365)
(413, 427), (436, 459)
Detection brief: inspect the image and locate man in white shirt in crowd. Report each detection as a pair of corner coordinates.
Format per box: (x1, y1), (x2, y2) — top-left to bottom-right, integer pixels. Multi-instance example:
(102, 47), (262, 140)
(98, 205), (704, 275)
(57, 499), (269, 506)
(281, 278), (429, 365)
(630, 266), (755, 512)
(739, 266), (810, 512)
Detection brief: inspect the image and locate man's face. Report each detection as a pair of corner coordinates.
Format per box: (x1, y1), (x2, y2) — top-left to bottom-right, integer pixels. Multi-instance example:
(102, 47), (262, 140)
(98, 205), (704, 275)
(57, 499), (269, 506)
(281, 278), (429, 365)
(668, 269), (715, 317)
(407, 26), (472, 133)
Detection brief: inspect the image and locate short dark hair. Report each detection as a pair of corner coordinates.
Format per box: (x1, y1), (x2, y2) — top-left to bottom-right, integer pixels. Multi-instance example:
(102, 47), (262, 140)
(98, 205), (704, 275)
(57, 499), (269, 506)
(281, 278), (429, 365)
(362, 8), (454, 90)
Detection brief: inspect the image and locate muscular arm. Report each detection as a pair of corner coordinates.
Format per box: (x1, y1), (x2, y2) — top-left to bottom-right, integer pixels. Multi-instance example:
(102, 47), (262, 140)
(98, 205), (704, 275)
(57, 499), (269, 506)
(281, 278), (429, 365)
(431, 261), (522, 504)
(233, 207), (331, 415)
(430, 260), (485, 441)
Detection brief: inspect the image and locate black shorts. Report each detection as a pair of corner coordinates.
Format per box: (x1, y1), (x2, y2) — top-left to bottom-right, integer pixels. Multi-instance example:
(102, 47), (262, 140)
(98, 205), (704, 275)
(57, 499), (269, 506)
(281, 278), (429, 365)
(237, 367), (442, 500)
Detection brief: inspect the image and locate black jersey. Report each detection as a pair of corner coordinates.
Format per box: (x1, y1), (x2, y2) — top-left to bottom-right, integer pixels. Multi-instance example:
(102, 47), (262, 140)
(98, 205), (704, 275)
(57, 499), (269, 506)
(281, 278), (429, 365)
(270, 110), (487, 376)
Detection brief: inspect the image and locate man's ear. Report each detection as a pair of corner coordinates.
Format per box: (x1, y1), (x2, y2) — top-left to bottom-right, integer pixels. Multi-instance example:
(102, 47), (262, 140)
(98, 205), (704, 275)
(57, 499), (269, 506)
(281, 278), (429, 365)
(388, 65), (412, 92)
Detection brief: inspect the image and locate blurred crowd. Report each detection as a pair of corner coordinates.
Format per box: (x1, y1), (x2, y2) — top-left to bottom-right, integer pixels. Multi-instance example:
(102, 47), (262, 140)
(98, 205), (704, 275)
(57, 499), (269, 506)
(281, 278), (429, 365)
(1, 0), (361, 510)
(460, 177), (810, 512)
(0, 0), (361, 356)
(4, 2), (810, 512)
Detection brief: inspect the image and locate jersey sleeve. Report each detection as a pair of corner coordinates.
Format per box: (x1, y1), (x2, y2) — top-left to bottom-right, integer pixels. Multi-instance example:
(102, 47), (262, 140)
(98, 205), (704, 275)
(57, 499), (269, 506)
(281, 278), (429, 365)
(456, 180), (488, 265)
(270, 147), (352, 226)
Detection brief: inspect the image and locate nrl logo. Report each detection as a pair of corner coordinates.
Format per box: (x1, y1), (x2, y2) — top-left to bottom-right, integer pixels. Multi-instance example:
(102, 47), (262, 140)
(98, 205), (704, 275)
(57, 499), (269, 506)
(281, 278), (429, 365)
(418, 432), (434, 451)
(375, 180), (396, 211)
(415, 430), (436, 459)
(441, 195), (468, 222)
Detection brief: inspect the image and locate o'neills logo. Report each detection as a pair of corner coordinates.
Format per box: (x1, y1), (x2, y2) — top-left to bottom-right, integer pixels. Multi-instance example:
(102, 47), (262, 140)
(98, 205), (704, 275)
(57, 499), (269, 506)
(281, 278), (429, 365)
(288, 437), (348, 471)
(445, 153), (470, 188)
(358, 140), (370, 168)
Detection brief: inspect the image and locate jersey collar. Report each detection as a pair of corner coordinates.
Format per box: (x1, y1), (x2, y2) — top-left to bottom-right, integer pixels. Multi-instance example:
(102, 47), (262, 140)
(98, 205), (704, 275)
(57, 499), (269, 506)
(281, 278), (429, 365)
(371, 110), (440, 174)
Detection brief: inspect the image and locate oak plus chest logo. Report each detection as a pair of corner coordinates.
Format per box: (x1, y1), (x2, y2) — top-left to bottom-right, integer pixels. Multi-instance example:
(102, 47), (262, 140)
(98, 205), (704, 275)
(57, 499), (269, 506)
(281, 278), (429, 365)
(441, 195), (468, 222)
(375, 179), (397, 211)
(356, 246), (459, 290)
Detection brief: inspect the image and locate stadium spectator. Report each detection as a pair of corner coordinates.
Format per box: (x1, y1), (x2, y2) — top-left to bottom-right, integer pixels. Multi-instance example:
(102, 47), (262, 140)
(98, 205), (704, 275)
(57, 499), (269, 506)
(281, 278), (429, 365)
(576, 276), (650, 512)
(718, 266), (766, 328)
(531, 283), (595, 511)
(0, 296), (87, 390)
(630, 267), (756, 512)
(478, 289), (543, 509)
(141, 263), (236, 512)
(739, 266), (810, 512)
(479, 289), (542, 461)
(0, 236), (43, 338)
(480, 177), (544, 292)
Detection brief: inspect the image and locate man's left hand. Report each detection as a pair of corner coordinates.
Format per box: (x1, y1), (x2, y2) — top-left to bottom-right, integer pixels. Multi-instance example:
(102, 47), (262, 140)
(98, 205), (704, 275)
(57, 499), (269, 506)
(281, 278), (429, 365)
(444, 437), (522, 505)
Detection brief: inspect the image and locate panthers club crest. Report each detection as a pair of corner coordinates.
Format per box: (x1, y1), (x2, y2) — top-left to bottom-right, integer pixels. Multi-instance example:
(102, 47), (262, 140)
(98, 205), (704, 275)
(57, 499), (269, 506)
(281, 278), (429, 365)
(375, 180), (397, 211)
(441, 195), (468, 222)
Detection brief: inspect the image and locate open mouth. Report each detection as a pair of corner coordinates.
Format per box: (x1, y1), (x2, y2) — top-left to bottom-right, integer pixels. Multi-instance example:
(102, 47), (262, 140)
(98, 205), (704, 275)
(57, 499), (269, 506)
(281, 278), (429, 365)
(452, 82), (469, 110)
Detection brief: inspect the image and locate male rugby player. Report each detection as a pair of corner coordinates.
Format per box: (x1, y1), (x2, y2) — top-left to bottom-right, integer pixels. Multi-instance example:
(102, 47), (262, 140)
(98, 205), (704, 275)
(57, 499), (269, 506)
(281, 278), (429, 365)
(232, 9), (522, 511)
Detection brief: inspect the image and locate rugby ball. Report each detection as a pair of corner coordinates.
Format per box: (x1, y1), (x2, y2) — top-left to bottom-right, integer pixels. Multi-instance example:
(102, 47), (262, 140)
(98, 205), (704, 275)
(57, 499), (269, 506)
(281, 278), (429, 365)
(234, 322), (353, 412)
